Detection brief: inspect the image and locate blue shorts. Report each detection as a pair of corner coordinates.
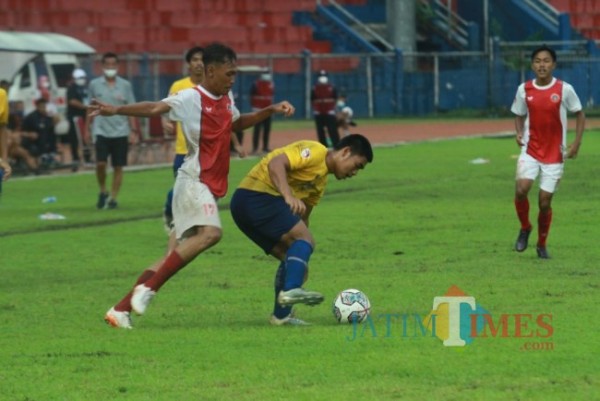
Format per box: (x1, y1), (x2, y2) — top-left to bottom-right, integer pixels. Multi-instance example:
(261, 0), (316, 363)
(173, 153), (185, 177)
(230, 188), (301, 254)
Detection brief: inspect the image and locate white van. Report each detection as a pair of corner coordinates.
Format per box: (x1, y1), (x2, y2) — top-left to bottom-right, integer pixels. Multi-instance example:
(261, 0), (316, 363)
(0, 31), (95, 117)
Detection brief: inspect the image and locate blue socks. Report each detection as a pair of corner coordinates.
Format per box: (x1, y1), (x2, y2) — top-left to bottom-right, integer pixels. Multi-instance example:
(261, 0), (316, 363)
(164, 189), (174, 218)
(283, 240), (313, 290)
(273, 261), (291, 319)
(273, 240), (314, 319)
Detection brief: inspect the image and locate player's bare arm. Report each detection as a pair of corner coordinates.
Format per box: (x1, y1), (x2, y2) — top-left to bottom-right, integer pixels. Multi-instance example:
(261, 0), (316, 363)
(567, 110), (585, 159)
(514, 115), (526, 146)
(88, 99), (171, 118)
(232, 101), (295, 132)
(268, 153), (306, 216)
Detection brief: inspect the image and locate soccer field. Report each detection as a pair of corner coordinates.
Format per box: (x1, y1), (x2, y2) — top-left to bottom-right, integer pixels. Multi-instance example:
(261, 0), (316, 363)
(1, 133), (599, 400)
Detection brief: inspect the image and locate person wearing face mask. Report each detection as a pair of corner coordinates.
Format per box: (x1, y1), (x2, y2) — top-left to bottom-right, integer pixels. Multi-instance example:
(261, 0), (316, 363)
(64, 68), (89, 171)
(88, 52), (138, 209)
(310, 70), (339, 148)
(250, 72), (275, 154)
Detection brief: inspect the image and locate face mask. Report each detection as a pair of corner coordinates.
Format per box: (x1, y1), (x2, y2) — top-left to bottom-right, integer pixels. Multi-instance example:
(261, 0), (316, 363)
(103, 69), (118, 78)
(337, 100), (345, 108)
(318, 76), (328, 84)
(75, 78), (86, 86)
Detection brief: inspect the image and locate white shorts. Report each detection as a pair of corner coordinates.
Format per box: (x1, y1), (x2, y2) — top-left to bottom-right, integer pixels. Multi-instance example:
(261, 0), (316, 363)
(172, 175), (221, 239)
(516, 152), (563, 193)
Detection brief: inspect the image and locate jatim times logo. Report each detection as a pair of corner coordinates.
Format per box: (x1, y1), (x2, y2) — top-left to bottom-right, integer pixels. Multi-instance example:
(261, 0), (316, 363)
(347, 285), (554, 351)
(427, 285), (553, 349)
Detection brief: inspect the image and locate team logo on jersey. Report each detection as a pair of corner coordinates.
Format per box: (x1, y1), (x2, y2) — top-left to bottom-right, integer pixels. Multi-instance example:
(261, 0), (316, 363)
(300, 148), (311, 159)
(550, 94), (560, 103)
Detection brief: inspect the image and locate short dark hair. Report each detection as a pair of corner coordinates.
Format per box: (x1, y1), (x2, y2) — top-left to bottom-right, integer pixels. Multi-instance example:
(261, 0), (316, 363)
(185, 46), (204, 63)
(35, 98), (48, 105)
(102, 52), (118, 63)
(531, 45), (556, 62)
(202, 43), (237, 66)
(335, 133), (373, 163)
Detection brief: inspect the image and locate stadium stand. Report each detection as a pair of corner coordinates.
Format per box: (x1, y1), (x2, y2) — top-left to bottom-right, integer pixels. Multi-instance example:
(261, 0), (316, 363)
(0, 0), (373, 73)
(547, 0), (600, 40)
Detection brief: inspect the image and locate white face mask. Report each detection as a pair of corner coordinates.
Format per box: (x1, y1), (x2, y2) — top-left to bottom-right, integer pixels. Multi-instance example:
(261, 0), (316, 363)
(75, 78), (86, 86)
(103, 69), (118, 78)
(318, 76), (328, 84)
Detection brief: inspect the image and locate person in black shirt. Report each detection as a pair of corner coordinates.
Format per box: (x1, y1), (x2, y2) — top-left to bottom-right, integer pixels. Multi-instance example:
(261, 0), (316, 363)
(22, 98), (56, 168)
(66, 68), (89, 169)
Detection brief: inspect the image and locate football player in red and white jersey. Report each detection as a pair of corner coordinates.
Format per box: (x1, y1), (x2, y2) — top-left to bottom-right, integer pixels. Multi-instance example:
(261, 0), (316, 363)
(89, 43), (295, 328)
(510, 44), (585, 259)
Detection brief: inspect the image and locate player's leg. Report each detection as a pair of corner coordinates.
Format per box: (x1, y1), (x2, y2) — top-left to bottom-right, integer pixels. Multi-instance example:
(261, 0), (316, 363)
(163, 153), (185, 232)
(105, 230), (178, 328)
(536, 190), (554, 259)
(262, 117), (272, 152)
(274, 224), (323, 307)
(535, 163), (562, 259)
(514, 154), (538, 251)
(326, 115), (340, 147)
(230, 189), (320, 324)
(252, 124), (261, 154)
(315, 115), (328, 147)
(95, 135), (110, 209)
(130, 178), (222, 315)
(107, 137), (128, 209)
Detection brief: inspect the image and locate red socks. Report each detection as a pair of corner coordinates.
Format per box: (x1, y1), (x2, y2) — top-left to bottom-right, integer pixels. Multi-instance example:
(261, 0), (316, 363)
(143, 250), (187, 292)
(114, 269), (155, 312)
(514, 198), (532, 230)
(537, 209), (553, 247)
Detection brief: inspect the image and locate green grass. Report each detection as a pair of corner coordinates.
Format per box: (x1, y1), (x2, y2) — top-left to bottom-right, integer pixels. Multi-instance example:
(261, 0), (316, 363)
(1, 132), (599, 400)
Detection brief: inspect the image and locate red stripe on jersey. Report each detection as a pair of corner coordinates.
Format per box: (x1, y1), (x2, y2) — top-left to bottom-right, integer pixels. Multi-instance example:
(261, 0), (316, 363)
(194, 87), (233, 198)
(524, 80), (564, 163)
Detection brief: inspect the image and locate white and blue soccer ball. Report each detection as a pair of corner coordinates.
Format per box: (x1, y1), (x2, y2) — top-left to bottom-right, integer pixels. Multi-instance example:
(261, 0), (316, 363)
(333, 289), (371, 324)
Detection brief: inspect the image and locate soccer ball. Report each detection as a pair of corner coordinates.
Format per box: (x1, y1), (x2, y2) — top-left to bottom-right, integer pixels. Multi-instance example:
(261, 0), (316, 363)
(332, 289), (371, 324)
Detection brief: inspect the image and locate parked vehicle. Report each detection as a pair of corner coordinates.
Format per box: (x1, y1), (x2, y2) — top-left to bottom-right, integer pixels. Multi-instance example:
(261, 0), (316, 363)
(0, 31), (95, 117)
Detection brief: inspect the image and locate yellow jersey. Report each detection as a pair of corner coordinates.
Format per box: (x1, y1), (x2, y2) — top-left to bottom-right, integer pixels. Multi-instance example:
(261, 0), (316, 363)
(0, 88), (8, 126)
(168, 77), (196, 155)
(238, 140), (329, 207)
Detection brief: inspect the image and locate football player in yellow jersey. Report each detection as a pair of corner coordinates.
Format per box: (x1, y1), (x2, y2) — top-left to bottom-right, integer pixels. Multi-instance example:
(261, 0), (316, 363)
(230, 134), (373, 325)
(162, 46), (205, 230)
(0, 86), (11, 181)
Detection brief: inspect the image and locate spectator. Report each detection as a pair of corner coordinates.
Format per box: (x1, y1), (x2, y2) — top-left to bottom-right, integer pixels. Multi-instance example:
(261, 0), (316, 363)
(21, 98), (57, 169)
(7, 126), (39, 174)
(88, 52), (138, 209)
(250, 72), (274, 154)
(0, 83), (10, 181)
(336, 93), (356, 138)
(64, 68), (89, 171)
(310, 70), (339, 148)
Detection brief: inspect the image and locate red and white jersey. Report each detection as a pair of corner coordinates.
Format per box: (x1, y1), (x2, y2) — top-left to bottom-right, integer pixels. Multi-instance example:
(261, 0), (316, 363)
(163, 86), (240, 198)
(511, 78), (582, 163)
